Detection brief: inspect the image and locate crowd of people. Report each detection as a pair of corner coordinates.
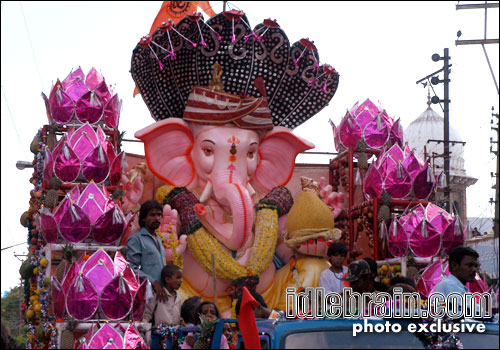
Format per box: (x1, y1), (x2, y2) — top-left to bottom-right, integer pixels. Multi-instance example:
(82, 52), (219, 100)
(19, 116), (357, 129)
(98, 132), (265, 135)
(126, 200), (485, 349)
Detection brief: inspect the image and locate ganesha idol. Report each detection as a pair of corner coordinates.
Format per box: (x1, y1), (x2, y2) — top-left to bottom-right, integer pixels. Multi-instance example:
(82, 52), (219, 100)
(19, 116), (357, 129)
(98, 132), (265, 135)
(130, 10), (340, 314)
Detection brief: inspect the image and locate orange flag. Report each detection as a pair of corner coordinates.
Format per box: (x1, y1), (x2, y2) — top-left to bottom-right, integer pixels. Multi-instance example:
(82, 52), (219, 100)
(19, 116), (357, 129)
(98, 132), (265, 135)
(237, 287), (261, 349)
(134, 1), (217, 97)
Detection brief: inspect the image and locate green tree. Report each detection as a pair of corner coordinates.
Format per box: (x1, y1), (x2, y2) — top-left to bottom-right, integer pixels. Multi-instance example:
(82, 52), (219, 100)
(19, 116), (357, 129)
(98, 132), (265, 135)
(1, 286), (27, 347)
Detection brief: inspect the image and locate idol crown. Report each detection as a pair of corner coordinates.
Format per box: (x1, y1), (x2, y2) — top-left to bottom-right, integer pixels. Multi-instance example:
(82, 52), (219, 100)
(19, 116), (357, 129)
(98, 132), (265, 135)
(131, 10), (340, 129)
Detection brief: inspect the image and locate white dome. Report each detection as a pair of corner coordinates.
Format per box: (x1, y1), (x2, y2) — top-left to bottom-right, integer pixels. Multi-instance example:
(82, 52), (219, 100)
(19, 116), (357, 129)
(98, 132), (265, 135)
(404, 103), (466, 176)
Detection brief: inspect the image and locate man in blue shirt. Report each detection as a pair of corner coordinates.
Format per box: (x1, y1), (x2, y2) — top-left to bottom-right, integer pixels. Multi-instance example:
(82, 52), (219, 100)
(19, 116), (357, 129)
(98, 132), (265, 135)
(434, 246), (479, 316)
(127, 200), (168, 303)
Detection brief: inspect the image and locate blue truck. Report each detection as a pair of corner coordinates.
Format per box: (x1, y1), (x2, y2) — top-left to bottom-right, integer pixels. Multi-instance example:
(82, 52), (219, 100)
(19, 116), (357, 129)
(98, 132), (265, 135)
(204, 317), (499, 349)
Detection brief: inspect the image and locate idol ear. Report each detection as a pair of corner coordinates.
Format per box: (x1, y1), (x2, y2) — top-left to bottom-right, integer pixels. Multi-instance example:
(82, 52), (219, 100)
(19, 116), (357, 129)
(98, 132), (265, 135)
(252, 127), (314, 192)
(134, 119), (196, 188)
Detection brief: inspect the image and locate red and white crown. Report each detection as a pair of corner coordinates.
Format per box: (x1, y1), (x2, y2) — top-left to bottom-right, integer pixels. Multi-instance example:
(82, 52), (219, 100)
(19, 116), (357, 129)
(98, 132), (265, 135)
(42, 67), (121, 128)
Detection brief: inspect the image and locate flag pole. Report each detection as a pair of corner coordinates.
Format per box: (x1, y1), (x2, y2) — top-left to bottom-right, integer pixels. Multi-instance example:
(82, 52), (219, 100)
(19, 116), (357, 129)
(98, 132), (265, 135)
(211, 253), (218, 308)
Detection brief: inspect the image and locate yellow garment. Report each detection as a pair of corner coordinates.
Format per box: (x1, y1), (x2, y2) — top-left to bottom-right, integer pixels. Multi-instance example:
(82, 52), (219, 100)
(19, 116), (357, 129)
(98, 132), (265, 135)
(177, 257), (330, 315)
(261, 257), (330, 311)
(177, 278), (233, 315)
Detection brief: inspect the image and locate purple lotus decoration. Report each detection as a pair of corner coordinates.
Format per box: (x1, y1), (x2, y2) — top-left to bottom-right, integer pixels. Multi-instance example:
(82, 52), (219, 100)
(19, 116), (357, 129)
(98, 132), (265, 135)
(38, 182), (126, 243)
(331, 99), (403, 152)
(42, 67), (122, 128)
(363, 143), (442, 201)
(386, 203), (465, 258)
(43, 123), (126, 185)
(52, 249), (148, 322)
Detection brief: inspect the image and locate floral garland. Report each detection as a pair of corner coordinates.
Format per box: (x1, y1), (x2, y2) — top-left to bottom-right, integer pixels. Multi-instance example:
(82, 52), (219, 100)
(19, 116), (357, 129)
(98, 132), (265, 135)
(24, 130), (58, 349)
(158, 186), (293, 283)
(158, 223), (184, 268)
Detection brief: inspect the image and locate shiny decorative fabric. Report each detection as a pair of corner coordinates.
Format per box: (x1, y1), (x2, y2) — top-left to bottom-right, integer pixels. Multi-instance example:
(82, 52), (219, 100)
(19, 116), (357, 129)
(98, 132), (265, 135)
(41, 67), (122, 128)
(54, 250), (146, 322)
(82, 249), (115, 294)
(88, 323), (124, 349)
(387, 218), (407, 258)
(100, 274), (133, 320)
(332, 99), (403, 152)
(51, 277), (66, 319)
(123, 323), (147, 349)
(363, 144), (440, 200)
(44, 124), (125, 185)
(38, 183), (126, 244)
(132, 280), (148, 321)
(66, 274), (99, 320)
(387, 203), (465, 259)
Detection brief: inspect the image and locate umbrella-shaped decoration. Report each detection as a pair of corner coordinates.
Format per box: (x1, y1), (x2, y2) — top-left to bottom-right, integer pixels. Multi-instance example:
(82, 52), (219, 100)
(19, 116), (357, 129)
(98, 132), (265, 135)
(53, 249), (146, 322)
(45, 123), (126, 185)
(41, 67), (122, 128)
(386, 203), (466, 259)
(364, 143), (441, 201)
(331, 99), (403, 152)
(38, 182), (126, 243)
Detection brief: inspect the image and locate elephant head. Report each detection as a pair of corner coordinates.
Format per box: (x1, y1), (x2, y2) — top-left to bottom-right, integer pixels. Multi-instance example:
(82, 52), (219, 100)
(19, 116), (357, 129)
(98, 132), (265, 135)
(135, 119), (313, 250)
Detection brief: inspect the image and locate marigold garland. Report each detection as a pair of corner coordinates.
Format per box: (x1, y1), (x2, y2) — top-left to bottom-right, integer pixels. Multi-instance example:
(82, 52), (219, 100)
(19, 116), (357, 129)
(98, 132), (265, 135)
(157, 185), (292, 283)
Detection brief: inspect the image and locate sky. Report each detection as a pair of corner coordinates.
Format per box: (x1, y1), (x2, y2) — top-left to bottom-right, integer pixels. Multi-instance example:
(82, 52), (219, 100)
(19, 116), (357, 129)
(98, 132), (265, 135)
(1, 1), (498, 294)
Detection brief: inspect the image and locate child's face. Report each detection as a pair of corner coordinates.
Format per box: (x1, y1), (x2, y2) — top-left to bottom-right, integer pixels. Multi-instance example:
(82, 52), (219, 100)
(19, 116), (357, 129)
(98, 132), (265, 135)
(223, 323), (233, 340)
(329, 253), (346, 268)
(165, 270), (183, 291)
(201, 304), (218, 320)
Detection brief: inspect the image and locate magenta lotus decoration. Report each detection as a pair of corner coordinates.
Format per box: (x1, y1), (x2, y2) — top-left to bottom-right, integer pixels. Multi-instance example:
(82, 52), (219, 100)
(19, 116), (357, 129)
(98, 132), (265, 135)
(43, 123), (126, 185)
(386, 203), (465, 258)
(416, 259), (488, 298)
(41, 67), (122, 128)
(53, 249), (147, 322)
(363, 143), (442, 201)
(38, 182), (126, 243)
(331, 99), (403, 152)
(76, 322), (147, 349)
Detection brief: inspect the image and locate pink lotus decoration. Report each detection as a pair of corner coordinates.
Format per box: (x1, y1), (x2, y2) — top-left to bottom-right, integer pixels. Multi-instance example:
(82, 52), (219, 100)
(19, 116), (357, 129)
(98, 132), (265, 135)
(75, 322), (147, 349)
(331, 99), (403, 152)
(363, 143), (442, 201)
(43, 123), (126, 185)
(38, 182), (128, 243)
(53, 250), (147, 322)
(42, 67), (122, 128)
(416, 259), (489, 299)
(386, 203), (465, 258)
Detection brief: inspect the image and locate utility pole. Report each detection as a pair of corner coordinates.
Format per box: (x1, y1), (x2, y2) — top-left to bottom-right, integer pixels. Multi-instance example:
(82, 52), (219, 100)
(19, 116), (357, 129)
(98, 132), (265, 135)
(429, 49), (452, 212)
(456, 1), (499, 236)
(456, 1), (499, 94)
(492, 107), (499, 238)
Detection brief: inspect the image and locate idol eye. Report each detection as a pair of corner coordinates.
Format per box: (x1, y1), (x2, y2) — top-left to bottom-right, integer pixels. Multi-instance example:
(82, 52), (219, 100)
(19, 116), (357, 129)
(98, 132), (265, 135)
(247, 150), (255, 159)
(203, 148), (213, 156)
